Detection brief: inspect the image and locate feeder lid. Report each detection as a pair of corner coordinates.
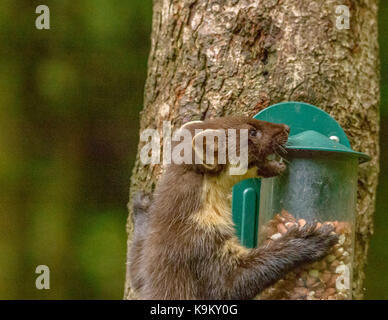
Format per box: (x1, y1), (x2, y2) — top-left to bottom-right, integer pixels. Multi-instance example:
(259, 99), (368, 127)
(286, 130), (370, 162)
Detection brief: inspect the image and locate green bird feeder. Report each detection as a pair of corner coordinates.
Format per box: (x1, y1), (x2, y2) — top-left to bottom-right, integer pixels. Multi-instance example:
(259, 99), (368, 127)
(231, 101), (369, 300)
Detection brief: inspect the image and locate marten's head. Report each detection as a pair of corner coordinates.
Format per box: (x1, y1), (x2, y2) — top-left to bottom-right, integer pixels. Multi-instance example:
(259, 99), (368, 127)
(174, 116), (289, 178)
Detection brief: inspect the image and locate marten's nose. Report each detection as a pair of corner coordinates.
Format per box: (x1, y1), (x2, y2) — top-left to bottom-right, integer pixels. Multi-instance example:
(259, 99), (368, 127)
(283, 125), (290, 134)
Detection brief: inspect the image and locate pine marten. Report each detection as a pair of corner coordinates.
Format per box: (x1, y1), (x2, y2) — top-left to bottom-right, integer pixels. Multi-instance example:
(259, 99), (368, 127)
(129, 116), (338, 300)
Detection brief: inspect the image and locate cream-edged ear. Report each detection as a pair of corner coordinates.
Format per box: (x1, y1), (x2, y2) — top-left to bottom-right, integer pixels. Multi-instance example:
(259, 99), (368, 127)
(180, 120), (204, 131)
(192, 129), (226, 170)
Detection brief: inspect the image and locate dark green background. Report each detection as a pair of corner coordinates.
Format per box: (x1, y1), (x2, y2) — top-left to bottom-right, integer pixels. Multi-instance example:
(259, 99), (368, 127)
(0, 1), (386, 299)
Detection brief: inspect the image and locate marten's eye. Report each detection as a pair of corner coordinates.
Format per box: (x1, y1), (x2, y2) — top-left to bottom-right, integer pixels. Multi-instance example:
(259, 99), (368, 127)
(249, 128), (262, 139)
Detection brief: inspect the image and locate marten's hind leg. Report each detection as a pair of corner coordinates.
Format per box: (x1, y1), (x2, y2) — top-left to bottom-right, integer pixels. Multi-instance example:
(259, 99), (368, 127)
(131, 191), (152, 227)
(128, 191), (153, 292)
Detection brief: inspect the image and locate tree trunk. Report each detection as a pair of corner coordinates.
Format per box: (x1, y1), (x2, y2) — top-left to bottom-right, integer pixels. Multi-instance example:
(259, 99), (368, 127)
(124, 0), (379, 300)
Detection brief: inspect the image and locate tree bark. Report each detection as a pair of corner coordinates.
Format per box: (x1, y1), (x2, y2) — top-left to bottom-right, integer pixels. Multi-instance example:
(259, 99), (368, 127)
(124, 0), (379, 300)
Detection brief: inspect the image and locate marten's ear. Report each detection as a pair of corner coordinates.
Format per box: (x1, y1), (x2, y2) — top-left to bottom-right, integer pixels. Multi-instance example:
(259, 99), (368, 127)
(180, 120), (203, 131)
(192, 129), (226, 172)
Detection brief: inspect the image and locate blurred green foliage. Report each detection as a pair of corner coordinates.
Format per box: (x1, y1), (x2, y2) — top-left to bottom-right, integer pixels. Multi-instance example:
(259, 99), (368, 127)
(0, 1), (386, 299)
(364, 2), (388, 300)
(0, 0), (151, 299)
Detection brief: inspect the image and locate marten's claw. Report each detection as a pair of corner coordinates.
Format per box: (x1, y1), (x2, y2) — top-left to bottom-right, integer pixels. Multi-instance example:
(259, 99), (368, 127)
(282, 223), (339, 263)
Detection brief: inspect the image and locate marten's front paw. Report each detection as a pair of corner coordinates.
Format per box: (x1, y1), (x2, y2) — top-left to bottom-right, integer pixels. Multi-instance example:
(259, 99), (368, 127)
(256, 155), (287, 178)
(282, 223), (339, 263)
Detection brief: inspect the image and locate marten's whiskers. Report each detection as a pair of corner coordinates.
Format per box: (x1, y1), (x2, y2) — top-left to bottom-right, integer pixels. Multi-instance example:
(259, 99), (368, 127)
(276, 143), (288, 155)
(275, 150), (290, 164)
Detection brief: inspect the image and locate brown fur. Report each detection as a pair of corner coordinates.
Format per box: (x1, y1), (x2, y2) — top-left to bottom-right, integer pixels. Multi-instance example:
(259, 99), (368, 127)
(129, 117), (338, 300)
